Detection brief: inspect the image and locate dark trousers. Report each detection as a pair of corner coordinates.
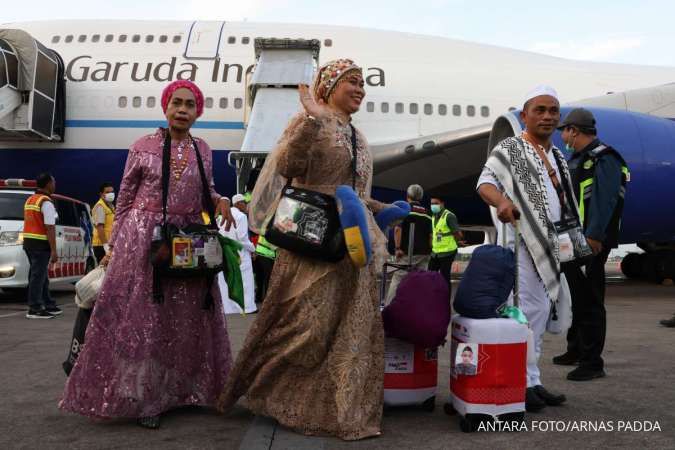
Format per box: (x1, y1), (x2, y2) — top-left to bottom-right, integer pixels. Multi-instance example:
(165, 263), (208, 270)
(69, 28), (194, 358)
(563, 247), (610, 370)
(428, 251), (457, 300)
(93, 246), (106, 264)
(253, 256), (275, 303)
(24, 249), (56, 311)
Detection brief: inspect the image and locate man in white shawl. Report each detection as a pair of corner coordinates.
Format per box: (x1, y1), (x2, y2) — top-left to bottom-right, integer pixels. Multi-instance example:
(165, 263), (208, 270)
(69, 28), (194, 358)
(477, 85), (569, 413)
(218, 194), (257, 314)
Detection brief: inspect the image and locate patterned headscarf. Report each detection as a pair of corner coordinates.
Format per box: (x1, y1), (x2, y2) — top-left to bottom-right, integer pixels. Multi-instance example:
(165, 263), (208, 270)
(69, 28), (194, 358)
(312, 59), (362, 102)
(161, 80), (205, 117)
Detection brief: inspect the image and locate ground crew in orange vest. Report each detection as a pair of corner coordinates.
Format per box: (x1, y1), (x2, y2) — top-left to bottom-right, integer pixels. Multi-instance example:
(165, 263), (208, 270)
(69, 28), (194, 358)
(91, 182), (116, 263)
(23, 173), (60, 319)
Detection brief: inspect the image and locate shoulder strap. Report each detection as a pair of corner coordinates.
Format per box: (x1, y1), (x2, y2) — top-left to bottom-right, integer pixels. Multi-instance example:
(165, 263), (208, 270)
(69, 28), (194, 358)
(191, 136), (218, 230)
(349, 124), (358, 190)
(161, 131), (171, 234)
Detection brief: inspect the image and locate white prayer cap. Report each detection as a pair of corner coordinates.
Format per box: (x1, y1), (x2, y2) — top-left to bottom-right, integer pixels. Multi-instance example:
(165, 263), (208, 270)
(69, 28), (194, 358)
(232, 194), (246, 204)
(524, 85), (559, 105)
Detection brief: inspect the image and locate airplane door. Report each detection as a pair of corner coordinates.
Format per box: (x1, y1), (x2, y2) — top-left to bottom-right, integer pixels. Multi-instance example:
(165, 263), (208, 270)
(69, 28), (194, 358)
(184, 21), (226, 59)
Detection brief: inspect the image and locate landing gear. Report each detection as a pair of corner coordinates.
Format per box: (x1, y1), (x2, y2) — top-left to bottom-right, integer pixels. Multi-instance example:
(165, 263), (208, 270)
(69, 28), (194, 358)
(621, 249), (675, 283)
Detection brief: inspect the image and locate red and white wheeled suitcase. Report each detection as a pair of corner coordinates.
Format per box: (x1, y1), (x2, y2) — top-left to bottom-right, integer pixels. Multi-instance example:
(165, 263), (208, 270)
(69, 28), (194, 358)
(383, 337), (438, 411)
(449, 316), (527, 430)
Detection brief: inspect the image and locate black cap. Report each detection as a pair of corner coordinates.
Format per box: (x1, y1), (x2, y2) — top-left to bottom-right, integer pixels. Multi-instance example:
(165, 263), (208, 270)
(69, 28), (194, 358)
(558, 108), (597, 133)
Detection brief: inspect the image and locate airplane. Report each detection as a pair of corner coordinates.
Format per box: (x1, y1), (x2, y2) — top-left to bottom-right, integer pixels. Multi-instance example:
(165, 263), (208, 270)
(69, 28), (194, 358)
(1, 20), (675, 280)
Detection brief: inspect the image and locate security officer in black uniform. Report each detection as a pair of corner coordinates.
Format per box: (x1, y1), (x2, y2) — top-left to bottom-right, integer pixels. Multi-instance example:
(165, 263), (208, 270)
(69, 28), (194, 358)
(553, 108), (629, 381)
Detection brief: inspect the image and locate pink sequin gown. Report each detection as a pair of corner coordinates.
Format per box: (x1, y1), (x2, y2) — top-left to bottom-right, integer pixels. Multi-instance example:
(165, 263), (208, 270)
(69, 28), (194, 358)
(60, 129), (232, 418)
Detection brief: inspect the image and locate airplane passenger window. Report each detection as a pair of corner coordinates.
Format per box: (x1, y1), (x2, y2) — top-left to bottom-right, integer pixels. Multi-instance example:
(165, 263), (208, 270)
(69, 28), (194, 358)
(228, 36), (236, 44)
(205, 97), (214, 109)
(92, 34), (100, 43)
(424, 103), (433, 115)
(51, 36), (60, 44)
(78, 35), (86, 43)
(146, 35), (154, 43)
(395, 103), (404, 114)
(118, 96), (127, 108)
(132, 96), (142, 108)
(159, 35), (168, 43)
(173, 35), (182, 43)
(366, 102), (374, 113)
(242, 37), (250, 44)
(105, 34), (114, 42)
(481, 106), (490, 117)
(65, 35), (73, 43)
(439, 104), (447, 116)
(234, 98), (243, 109)
(147, 97), (156, 108)
(410, 103), (418, 114)
(467, 105), (476, 117)
(381, 103), (389, 113)
(219, 97), (228, 109)
(508, 106), (516, 111)
(132, 35), (141, 43)
(119, 35), (128, 43)
(324, 39), (333, 47)
(452, 104), (461, 116)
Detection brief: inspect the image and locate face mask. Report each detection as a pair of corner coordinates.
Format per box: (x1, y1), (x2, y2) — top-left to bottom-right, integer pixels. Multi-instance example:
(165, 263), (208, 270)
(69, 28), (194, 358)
(430, 204), (442, 214)
(564, 133), (577, 153)
(104, 192), (115, 203)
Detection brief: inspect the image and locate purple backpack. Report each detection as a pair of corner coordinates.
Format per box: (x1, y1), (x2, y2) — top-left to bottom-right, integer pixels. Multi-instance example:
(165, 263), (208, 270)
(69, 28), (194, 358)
(382, 271), (450, 348)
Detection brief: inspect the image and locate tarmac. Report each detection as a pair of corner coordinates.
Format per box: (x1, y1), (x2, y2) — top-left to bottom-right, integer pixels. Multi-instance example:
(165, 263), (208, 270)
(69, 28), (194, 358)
(1, 279), (674, 450)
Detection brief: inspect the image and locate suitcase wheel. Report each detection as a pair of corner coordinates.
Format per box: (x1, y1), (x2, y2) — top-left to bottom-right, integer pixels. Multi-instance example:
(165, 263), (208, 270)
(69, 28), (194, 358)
(497, 411), (525, 427)
(443, 402), (457, 416)
(422, 396), (436, 412)
(459, 414), (492, 433)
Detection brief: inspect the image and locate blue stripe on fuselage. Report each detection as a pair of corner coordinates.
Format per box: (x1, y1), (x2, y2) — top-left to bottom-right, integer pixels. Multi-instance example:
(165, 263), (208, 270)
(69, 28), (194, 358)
(65, 120), (245, 129)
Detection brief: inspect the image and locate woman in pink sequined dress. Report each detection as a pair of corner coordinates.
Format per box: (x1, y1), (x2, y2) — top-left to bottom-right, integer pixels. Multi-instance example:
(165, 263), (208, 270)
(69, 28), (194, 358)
(60, 81), (234, 429)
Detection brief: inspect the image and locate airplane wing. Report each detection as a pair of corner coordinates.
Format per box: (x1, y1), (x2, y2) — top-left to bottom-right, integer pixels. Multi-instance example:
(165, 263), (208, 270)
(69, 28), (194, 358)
(371, 123), (492, 198)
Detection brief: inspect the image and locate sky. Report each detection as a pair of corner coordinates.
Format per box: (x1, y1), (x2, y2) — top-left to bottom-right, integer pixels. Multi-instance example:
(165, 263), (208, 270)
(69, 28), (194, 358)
(5, 0), (675, 67)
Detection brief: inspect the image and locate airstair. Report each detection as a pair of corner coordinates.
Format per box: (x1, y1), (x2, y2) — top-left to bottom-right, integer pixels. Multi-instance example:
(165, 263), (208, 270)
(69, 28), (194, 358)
(228, 38), (320, 194)
(0, 29), (66, 142)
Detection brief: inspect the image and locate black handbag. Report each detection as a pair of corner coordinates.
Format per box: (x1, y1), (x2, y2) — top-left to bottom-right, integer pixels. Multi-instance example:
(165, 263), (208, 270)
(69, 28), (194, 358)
(264, 123), (358, 262)
(150, 130), (224, 307)
(62, 307), (93, 376)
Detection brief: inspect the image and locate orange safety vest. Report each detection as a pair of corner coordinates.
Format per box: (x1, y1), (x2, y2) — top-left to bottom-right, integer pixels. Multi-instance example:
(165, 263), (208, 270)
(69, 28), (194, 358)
(23, 193), (52, 241)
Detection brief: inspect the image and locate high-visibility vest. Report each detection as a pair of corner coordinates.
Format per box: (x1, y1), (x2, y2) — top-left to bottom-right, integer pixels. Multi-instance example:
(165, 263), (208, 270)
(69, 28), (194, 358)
(92, 199), (115, 246)
(431, 209), (458, 255)
(255, 235), (277, 259)
(23, 193), (52, 241)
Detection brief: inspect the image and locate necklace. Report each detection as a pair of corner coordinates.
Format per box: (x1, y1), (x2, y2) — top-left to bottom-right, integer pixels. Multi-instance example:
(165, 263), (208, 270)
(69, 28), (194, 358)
(170, 140), (190, 180)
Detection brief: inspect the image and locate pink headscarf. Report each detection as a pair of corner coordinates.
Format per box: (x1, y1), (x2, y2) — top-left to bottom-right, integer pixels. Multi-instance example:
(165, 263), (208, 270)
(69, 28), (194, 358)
(161, 80), (205, 117)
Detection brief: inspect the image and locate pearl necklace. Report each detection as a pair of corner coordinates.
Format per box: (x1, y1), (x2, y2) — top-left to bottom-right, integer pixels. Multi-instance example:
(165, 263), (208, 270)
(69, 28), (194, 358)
(170, 140), (190, 180)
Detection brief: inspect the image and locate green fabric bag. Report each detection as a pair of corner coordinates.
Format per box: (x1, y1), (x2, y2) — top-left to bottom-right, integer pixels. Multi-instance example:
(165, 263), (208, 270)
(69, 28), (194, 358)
(217, 235), (244, 311)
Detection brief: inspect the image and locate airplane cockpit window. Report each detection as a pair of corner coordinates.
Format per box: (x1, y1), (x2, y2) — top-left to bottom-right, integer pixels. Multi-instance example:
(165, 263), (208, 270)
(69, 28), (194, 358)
(146, 35), (154, 43)
(242, 37), (250, 44)
(439, 104), (447, 116)
(205, 97), (214, 109)
(228, 36), (236, 44)
(132, 35), (141, 43)
(452, 104), (461, 116)
(132, 96), (141, 108)
(118, 96), (127, 108)
(424, 104), (433, 115)
(119, 35), (128, 43)
(395, 103), (404, 114)
(173, 35), (182, 43)
(324, 39), (333, 47)
(234, 98), (243, 109)
(366, 102), (374, 112)
(381, 103), (389, 113)
(467, 105), (476, 117)
(410, 103), (418, 115)
(92, 35), (100, 43)
(51, 36), (60, 44)
(219, 97), (228, 109)
(147, 97), (156, 108)
(78, 35), (86, 43)
(159, 35), (168, 43)
(65, 35), (74, 43)
(481, 106), (490, 117)
(105, 34), (114, 42)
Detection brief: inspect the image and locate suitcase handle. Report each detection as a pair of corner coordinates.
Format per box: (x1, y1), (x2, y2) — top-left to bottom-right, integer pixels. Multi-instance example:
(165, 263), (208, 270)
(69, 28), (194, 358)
(500, 220), (520, 308)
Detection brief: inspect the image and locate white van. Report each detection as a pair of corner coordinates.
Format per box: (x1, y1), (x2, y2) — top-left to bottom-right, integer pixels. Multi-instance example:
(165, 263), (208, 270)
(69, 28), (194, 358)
(0, 179), (96, 293)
